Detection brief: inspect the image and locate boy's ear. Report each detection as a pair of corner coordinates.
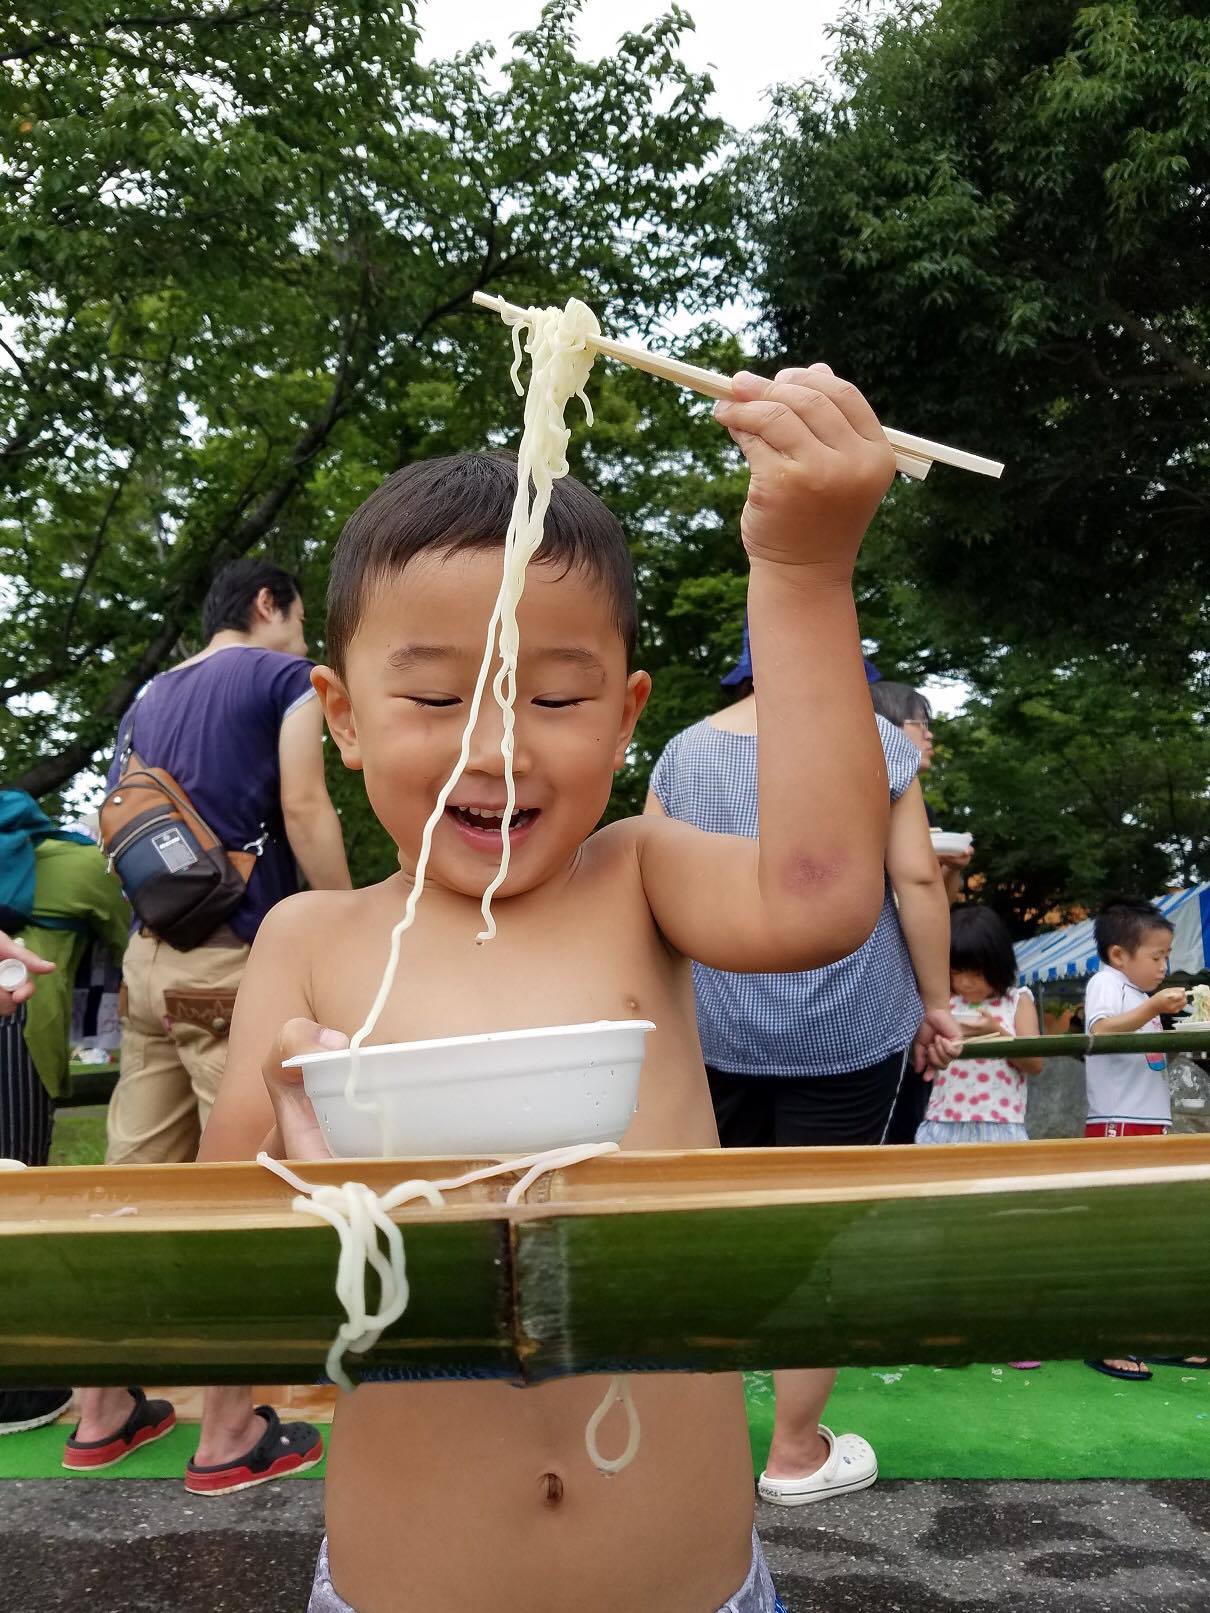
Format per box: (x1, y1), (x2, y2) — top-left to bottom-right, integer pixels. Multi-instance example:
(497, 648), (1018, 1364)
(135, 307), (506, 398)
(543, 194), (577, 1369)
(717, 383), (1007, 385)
(310, 665), (362, 771)
(613, 670), (653, 772)
(1106, 943), (1129, 971)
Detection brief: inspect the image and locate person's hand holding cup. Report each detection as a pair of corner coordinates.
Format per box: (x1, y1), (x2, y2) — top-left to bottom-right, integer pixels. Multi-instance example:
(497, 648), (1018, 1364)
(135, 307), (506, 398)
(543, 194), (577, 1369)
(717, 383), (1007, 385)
(0, 933), (55, 1018)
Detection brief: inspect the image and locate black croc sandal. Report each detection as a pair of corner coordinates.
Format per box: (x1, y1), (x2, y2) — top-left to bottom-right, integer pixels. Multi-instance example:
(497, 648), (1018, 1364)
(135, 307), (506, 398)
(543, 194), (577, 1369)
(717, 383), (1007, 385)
(62, 1387), (176, 1471)
(185, 1405), (324, 1495)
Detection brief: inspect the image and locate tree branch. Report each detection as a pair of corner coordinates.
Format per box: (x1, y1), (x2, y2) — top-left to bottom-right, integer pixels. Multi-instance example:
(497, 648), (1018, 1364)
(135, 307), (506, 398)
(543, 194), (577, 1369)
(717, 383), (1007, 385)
(8, 619), (182, 797)
(2, 3), (318, 63)
(0, 630), (112, 702)
(1108, 302), (1210, 387)
(10, 286), (370, 798)
(0, 336), (31, 386)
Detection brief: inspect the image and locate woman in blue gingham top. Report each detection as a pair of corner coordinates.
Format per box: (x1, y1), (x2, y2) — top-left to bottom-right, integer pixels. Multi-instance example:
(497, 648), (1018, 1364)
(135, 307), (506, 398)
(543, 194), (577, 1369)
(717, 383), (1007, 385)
(651, 712), (923, 1085)
(647, 642), (959, 1509)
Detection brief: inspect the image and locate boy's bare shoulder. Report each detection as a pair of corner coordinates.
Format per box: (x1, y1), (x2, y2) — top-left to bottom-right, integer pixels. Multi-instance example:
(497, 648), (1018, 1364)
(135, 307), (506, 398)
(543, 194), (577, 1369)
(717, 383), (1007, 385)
(582, 813), (647, 864)
(585, 810), (697, 861)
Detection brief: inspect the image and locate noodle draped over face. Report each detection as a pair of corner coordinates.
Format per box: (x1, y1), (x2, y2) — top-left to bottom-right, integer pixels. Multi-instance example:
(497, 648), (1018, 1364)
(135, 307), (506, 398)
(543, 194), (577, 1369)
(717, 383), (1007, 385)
(345, 298), (602, 1137)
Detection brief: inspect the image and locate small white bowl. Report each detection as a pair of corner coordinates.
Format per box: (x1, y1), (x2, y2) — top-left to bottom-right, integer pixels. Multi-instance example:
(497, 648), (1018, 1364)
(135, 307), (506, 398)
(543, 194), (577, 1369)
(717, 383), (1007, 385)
(930, 829), (974, 856)
(286, 1019), (654, 1159)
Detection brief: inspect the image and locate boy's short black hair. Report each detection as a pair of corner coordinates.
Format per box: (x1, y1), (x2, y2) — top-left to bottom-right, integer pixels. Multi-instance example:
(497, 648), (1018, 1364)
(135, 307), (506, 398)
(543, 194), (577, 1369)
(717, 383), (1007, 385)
(869, 681), (932, 729)
(202, 559), (301, 640)
(325, 454), (637, 675)
(1094, 898), (1174, 962)
(950, 903), (1019, 997)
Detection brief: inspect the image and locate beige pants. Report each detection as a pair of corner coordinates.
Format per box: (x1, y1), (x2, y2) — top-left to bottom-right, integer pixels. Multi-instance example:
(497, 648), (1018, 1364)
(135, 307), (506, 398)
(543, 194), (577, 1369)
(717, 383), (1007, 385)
(107, 927), (250, 1165)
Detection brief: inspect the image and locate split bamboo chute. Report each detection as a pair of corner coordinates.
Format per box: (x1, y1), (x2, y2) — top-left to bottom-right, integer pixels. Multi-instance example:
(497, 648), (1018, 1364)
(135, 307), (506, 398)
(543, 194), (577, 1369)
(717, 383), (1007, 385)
(471, 292), (1005, 483)
(960, 1025), (1210, 1059)
(4, 1134), (1209, 1387)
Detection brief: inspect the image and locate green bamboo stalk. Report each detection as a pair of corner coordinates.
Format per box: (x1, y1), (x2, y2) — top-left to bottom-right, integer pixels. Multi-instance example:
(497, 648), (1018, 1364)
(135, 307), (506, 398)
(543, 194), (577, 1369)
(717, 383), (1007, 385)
(0, 1217), (514, 1387)
(517, 1177), (1210, 1379)
(959, 1026), (1210, 1059)
(4, 1148), (1210, 1384)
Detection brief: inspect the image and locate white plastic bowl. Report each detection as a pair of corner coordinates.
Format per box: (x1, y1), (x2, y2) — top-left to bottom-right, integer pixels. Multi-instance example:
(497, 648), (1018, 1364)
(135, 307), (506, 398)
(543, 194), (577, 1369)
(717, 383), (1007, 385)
(930, 829), (973, 856)
(285, 1019), (654, 1159)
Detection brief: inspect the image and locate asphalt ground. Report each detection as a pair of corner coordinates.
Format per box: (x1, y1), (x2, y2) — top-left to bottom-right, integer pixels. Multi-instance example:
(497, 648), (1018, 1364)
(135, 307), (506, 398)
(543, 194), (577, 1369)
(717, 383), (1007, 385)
(4, 1479), (1210, 1612)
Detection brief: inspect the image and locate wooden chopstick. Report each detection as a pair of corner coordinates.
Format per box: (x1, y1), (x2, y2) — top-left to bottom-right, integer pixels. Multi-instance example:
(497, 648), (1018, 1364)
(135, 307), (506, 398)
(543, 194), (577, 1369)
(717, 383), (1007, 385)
(473, 291), (1003, 481)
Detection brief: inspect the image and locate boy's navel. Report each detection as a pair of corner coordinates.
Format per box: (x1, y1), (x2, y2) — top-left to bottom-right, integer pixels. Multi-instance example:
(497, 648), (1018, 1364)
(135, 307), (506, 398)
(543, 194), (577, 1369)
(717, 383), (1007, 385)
(540, 1471), (565, 1506)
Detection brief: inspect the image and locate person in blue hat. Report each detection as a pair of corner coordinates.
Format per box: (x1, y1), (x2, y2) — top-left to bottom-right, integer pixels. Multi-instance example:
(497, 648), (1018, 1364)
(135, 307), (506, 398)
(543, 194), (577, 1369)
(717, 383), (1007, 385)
(647, 618), (960, 1506)
(720, 618), (882, 694)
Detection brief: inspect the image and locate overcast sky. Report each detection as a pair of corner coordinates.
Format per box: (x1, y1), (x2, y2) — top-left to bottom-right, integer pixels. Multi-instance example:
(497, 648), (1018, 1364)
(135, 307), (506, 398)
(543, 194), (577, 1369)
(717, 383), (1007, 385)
(417, 0), (842, 129)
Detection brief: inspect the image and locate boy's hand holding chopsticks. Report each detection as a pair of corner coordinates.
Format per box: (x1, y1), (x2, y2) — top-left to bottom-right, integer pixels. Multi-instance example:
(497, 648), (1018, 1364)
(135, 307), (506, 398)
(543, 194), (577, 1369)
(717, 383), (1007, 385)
(712, 365), (895, 580)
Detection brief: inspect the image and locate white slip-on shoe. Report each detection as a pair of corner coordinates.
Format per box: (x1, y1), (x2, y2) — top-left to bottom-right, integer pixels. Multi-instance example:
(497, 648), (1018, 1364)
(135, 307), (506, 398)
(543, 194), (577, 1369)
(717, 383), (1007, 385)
(757, 1424), (878, 1507)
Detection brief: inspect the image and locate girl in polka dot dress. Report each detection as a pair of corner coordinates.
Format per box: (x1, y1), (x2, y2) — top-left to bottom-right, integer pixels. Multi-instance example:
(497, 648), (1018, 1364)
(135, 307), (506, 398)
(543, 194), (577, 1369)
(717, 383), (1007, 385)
(917, 905), (1044, 1145)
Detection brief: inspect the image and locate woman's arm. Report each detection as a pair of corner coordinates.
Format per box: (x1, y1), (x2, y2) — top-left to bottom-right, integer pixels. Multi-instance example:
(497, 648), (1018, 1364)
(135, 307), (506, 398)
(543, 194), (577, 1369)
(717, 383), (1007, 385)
(1007, 992), (1044, 1075)
(887, 781), (962, 1069)
(888, 782), (952, 1011)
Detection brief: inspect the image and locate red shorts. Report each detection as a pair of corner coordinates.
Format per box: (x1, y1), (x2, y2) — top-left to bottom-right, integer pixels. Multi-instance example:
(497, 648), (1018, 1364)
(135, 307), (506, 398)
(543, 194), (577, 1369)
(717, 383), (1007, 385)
(1084, 1121), (1170, 1138)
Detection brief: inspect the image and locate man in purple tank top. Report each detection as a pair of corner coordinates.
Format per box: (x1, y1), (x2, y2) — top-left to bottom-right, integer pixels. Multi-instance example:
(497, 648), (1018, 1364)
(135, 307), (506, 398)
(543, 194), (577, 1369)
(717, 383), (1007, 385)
(68, 561), (350, 1494)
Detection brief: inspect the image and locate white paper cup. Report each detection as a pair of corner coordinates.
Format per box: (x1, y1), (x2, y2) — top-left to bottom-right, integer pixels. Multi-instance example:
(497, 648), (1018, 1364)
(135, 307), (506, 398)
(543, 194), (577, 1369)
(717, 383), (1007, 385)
(0, 959), (28, 993)
(285, 1019), (654, 1159)
(930, 829), (974, 856)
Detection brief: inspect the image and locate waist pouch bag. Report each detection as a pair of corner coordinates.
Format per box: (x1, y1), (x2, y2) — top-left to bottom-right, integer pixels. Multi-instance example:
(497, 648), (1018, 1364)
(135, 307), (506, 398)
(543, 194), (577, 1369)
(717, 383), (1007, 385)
(100, 756), (258, 950)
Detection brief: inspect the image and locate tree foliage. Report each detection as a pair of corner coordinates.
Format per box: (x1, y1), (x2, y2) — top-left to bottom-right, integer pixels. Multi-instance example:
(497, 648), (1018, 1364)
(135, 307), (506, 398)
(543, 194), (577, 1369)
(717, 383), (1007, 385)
(744, 0), (1210, 680)
(1, 0), (739, 836)
(925, 651), (1209, 932)
(6, 0), (1206, 920)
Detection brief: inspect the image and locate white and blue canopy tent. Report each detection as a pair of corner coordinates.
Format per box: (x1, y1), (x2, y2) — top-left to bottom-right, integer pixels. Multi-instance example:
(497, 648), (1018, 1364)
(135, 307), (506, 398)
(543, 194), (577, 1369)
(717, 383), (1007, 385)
(1016, 884), (1210, 987)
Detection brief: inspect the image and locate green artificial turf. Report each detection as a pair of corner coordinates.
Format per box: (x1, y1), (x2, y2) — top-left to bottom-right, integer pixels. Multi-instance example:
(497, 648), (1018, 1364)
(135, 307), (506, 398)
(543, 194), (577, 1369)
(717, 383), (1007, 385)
(5, 1363), (1209, 1481)
(47, 1106), (107, 1167)
(746, 1360), (1210, 1480)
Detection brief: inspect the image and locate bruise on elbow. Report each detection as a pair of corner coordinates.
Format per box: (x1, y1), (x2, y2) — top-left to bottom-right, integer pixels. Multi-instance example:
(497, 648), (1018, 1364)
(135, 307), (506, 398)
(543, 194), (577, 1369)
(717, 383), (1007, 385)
(780, 851), (847, 895)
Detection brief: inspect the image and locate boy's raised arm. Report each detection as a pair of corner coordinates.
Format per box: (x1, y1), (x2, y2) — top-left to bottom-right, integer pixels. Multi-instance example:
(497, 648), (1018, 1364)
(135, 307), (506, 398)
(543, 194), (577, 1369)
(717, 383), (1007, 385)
(636, 366), (893, 973)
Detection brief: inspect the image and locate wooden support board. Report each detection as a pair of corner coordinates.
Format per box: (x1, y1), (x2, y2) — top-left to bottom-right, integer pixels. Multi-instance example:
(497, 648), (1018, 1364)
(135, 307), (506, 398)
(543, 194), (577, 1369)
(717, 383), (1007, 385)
(3, 1138), (1209, 1385)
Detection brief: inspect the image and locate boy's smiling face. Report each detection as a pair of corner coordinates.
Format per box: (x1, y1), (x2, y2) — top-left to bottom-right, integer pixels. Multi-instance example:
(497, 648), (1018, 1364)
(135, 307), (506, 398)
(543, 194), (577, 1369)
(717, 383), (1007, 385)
(315, 548), (650, 898)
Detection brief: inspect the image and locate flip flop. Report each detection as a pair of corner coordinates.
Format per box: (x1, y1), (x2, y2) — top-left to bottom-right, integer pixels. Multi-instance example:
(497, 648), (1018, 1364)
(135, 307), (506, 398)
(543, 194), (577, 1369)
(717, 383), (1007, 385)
(62, 1387), (177, 1470)
(1084, 1357), (1153, 1382)
(757, 1425), (877, 1507)
(185, 1405), (323, 1495)
(1150, 1356), (1210, 1368)
(1009, 1361), (1043, 1371)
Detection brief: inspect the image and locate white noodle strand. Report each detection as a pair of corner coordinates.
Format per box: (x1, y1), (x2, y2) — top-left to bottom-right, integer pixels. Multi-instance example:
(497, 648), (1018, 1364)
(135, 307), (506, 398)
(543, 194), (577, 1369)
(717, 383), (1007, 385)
(342, 299), (601, 1137)
(584, 1375), (641, 1475)
(256, 1142), (638, 1475)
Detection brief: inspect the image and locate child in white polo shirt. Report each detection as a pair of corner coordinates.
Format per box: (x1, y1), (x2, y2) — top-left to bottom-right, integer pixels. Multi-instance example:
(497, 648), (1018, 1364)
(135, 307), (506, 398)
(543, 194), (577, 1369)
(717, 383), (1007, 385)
(1083, 898), (1192, 1383)
(1083, 899), (1186, 1138)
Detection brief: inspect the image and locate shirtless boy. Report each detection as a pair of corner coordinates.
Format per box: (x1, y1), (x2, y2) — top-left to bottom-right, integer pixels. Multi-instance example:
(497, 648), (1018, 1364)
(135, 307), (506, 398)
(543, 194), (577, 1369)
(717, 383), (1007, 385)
(200, 366), (896, 1613)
